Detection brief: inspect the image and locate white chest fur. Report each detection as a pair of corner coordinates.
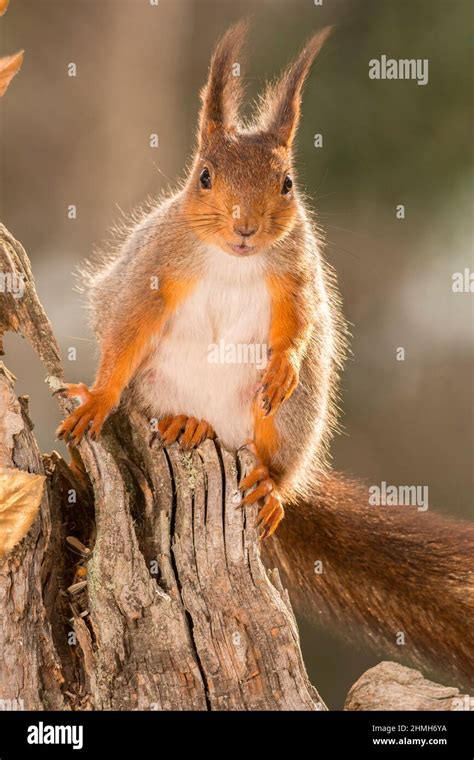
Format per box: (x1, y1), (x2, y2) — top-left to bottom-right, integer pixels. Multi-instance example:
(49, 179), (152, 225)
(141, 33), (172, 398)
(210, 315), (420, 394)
(137, 246), (271, 450)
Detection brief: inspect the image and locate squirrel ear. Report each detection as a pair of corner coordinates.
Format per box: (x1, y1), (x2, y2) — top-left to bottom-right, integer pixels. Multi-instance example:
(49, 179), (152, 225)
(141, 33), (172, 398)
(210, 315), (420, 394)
(257, 26), (333, 147)
(198, 20), (248, 141)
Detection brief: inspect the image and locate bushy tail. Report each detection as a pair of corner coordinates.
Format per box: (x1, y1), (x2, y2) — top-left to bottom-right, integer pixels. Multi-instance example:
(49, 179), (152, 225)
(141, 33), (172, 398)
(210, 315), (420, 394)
(263, 472), (474, 687)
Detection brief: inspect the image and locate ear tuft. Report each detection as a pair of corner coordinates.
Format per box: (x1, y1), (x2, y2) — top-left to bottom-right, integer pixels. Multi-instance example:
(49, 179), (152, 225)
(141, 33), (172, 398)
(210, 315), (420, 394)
(256, 26), (333, 147)
(199, 19), (249, 141)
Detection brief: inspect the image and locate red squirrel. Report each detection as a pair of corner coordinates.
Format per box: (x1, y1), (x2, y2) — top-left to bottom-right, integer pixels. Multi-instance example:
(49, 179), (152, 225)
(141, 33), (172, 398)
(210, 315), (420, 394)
(57, 23), (343, 539)
(57, 23), (474, 685)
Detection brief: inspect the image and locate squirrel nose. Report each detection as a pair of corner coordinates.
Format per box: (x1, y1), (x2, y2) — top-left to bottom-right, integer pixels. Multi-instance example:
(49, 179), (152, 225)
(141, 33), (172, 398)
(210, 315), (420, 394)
(234, 224), (258, 238)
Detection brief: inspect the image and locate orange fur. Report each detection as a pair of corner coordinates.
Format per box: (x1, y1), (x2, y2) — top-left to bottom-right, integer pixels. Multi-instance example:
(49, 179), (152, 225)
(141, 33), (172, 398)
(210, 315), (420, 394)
(181, 132), (298, 257)
(251, 273), (310, 468)
(256, 272), (311, 423)
(253, 402), (279, 465)
(93, 278), (194, 398)
(266, 272), (310, 355)
(57, 277), (195, 443)
(245, 271), (314, 532)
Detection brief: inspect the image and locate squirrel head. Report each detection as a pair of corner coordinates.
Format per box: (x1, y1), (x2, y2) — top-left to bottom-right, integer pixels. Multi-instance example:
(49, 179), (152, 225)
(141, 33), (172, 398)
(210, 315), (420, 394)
(182, 21), (332, 258)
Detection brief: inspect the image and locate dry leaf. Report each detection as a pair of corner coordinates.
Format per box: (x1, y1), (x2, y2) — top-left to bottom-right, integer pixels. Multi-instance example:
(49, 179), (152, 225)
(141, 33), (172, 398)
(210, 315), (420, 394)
(0, 50), (24, 97)
(66, 535), (90, 555)
(0, 468), (45, 557)
(67, 580), (87, 595)
(0, 0), (9, 17)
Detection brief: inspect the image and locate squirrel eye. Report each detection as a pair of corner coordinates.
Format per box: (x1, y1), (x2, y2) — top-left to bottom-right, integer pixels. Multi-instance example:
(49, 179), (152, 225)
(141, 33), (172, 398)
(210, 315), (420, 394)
(282, 174), (293, 195)
(200, 167), (212, 190)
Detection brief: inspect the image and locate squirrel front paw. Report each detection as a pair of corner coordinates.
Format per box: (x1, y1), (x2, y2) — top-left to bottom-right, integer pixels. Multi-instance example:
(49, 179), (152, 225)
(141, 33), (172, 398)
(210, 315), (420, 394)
(259, 350), (299, 417)
(56, 383), (116, 446)
(150, 414), (215, 450)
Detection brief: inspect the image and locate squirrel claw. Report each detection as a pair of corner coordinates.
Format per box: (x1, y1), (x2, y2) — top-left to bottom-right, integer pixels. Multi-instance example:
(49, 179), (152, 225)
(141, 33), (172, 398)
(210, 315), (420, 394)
(181, 418), (215, 449)
(238, 463), (269, 492)
(258, 493), (284, 539)
(152, 414), (215, 450)
(237, 445), (284, 537)
(239, 479), (273, 507)
(259, 352), (298, 417)
(237, 441), (270, 504)
(56, 385), (112, 444)
(257, 494), (285, 541)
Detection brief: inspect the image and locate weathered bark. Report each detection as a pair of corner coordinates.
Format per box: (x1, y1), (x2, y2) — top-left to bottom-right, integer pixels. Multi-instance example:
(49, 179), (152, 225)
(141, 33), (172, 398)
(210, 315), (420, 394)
(0, 224), (325, 711)
(0, 363), (64, 710)
(345, 662), (473, 712)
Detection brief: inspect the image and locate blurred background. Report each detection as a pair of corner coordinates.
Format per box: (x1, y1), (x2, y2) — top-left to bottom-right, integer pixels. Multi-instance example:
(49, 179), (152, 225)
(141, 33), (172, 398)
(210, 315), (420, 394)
(1, 0), (473, 708)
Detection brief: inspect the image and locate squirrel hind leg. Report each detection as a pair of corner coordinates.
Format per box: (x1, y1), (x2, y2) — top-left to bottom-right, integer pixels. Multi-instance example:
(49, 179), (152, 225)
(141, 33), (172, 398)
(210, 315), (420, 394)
(237, 440), (285, 539)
